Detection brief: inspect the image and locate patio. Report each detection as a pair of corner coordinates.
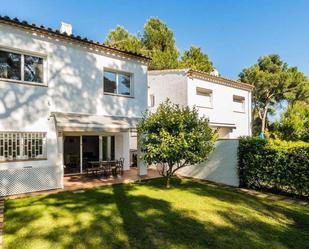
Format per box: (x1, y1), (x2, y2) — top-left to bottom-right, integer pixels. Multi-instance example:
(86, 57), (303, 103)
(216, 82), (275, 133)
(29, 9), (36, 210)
(64, 168), (161, 191)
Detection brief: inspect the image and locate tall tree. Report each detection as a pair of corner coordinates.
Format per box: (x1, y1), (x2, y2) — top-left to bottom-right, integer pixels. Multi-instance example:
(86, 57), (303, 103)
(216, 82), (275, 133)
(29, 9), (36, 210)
(239, 54), (309, 134)
(274, 101), (309, 142)
(138, 100), (215, 188)
(142, 18), (179, 70)
(104, 26), (143, 54)
(180, 46), (214, 73)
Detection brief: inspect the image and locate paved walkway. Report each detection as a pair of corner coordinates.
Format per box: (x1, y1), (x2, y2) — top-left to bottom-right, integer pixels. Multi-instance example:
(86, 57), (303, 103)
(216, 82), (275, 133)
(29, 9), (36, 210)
(179, 176), (308, 206)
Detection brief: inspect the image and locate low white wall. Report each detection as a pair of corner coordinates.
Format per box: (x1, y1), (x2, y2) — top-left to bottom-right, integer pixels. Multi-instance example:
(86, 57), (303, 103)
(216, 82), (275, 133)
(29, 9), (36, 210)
(0, 166), (63, 196)
(178, 139), (239, 187)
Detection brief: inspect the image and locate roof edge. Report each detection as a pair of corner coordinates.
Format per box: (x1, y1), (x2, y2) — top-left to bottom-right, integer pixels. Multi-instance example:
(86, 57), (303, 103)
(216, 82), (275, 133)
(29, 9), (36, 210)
(0, 15), (151, 63)
(149, 69), (254, 91)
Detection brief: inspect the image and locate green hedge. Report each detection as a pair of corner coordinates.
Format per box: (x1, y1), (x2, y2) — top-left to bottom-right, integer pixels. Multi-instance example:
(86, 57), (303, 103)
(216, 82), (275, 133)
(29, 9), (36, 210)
(238, 137), (309, 198)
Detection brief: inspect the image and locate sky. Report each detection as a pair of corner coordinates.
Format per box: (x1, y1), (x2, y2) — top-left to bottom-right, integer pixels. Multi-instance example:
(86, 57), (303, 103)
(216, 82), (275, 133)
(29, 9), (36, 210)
(1, 0), (308, 80)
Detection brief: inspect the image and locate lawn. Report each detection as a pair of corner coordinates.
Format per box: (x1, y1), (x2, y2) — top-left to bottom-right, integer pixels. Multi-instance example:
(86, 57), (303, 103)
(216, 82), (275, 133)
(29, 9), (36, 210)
(4, 178), (309, 249)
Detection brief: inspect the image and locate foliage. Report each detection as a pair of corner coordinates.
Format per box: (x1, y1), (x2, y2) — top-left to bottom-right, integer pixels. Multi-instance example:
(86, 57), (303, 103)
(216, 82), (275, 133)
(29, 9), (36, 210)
(137, 100), (215, 187)
(179, 46), (214, 73)
(142, 18), (179, 70)
(104, 25), (143, 54)
(238, 137), (309, 197)
(105, 18), (215, 71)
(272, 101), (309, 142)
(239, 54), (309, 135)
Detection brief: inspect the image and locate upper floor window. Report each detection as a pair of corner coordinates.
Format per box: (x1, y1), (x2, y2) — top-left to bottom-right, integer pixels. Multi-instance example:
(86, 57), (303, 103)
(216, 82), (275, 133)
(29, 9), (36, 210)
(149, 94), (155, 107)
(0, 132), (47, 162)
(104, 70), (132, 96)
(196, 87), (213, 108)
(0, 49), (44, 84)
(233, 95), (245, 113)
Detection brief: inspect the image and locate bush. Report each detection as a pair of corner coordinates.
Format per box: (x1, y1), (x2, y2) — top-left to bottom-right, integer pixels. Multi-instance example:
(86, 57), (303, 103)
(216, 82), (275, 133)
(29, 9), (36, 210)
(238, 137), (309, 198)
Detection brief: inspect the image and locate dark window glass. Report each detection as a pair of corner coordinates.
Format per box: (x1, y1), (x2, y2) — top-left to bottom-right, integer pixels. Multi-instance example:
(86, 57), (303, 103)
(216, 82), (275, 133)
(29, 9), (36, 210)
(104, 71), (117, 94)
(118, 73), (131, 95)
(102, 137), (108, 161)
(0, 50), (21, 80)
(24, 55), (44, 83)
(110, 136), (115, 160)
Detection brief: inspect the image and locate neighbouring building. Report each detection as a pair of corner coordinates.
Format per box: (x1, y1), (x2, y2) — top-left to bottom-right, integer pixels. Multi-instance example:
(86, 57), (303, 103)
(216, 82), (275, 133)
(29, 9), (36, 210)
(148, 69), (253, 138)
(0, 16), (149, 196)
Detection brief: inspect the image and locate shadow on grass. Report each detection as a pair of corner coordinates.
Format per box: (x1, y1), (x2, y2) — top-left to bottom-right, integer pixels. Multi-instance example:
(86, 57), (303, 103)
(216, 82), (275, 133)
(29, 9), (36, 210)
(4, 178), (309, 249)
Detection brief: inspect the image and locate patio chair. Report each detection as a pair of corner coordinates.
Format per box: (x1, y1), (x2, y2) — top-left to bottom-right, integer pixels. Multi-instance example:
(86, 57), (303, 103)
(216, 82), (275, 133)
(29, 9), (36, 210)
(116, 158), (124, 175)
(100, 161), (112, 177)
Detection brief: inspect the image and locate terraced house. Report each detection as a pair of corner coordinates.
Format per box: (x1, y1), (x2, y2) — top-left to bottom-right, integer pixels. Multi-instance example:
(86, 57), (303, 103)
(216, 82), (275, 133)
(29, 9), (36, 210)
(148, 69), (253, 139)
(0, 16), (149, 196)
(0, 16), (254, 196)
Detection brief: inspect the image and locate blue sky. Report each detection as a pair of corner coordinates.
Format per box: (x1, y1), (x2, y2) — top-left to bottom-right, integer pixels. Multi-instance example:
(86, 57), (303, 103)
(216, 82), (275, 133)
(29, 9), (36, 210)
(1, 0), (308, 80)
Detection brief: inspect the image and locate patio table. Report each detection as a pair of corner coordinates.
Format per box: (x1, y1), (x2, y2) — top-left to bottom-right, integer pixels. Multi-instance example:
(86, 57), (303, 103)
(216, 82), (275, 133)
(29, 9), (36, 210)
(86, 161), (101, 175)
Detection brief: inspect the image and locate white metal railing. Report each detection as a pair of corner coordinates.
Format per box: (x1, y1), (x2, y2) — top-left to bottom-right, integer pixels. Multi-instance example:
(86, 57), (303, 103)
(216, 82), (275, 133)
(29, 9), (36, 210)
(0, 132), (47, 161)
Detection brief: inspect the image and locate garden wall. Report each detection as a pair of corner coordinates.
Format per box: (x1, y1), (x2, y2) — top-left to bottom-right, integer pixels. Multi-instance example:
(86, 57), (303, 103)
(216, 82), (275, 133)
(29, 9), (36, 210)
(178, 139), (239, 187)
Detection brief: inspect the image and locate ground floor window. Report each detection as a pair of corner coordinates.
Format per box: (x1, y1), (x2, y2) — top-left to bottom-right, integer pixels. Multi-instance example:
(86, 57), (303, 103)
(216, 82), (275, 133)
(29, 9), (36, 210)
(0, 132), (47, 161)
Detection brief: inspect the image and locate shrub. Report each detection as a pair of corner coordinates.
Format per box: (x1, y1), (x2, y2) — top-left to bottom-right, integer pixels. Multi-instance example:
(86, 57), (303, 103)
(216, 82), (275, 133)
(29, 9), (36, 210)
(238, 137), (309, 197)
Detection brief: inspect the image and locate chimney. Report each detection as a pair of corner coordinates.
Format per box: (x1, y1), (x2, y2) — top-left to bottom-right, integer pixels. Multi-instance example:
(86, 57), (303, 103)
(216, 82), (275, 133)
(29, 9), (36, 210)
(210, 69), (219, 77)
(60, 21), (72, 35)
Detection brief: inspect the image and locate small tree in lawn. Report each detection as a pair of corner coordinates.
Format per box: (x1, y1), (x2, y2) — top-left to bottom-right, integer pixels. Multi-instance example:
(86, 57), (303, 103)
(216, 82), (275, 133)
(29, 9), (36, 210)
(137, 100), (216, 188)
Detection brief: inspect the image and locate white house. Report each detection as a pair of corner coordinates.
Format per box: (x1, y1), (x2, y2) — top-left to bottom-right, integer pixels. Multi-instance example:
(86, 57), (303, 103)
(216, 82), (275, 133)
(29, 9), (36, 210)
(0, 16), (149, 196)
(148, 69), (253, 138)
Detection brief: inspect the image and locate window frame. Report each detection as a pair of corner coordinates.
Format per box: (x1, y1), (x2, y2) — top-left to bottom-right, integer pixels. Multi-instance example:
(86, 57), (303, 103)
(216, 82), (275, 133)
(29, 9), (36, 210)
(0, 131), (47, 162)
(0, 46), (47, 87)
(233, 95), (246, 113)
(103, 68), (134, 97)
(196, 87), (213, 109)
(149, 94), (155, 107)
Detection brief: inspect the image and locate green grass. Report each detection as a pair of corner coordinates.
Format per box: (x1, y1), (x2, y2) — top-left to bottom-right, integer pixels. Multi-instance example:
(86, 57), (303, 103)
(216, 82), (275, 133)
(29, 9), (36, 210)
(4, 178), (309, 249)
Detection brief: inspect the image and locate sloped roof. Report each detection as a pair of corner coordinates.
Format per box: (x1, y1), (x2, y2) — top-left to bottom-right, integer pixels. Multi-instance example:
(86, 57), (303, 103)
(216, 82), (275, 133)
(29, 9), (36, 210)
(149, 69), (254, 91)
(0, 15), (150, 63)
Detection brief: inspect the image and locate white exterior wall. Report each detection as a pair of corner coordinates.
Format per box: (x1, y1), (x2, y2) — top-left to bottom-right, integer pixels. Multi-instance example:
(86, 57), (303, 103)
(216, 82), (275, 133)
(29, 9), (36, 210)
(0, 23), (148, 194)
(148, 71), (251, 138)
(148, 71), (188, 110)
(187, 77), (252, 138)
(178, 139), (239, 187)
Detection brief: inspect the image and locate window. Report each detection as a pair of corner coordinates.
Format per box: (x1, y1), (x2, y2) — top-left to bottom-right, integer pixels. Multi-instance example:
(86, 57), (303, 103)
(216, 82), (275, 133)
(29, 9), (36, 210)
(196, 87), (213, 108)
(149, 94), (155, 107)
(0, 49), (45, 84)
(233, 95), (245, 113)
(104, 70), (132, 96)
(0, 51), (21, 80)
(0, 132), (47, 161)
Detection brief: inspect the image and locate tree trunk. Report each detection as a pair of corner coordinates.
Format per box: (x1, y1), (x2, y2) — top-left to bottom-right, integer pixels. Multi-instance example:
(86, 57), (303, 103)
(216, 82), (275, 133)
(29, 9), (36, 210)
(261, 104), (269, 134)
(166, 175), (171, 188)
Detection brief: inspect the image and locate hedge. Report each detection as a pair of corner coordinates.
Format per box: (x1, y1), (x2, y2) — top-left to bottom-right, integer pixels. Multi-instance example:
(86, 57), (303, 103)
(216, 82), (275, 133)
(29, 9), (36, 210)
(238, 137), (309, 198)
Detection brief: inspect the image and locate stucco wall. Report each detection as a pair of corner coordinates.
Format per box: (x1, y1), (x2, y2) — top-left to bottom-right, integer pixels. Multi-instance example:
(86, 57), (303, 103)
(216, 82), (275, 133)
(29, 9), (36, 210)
(187, 77), (251, 138)
(178, 139), (239, 187)
(148, 71), (188, 110)
(0, 23), (148, 123)
(0, 23), (148, 171)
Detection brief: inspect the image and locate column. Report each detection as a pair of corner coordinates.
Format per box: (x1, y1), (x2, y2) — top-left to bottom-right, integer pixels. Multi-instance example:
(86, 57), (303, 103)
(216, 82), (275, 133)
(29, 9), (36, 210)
(122, 131), (130, 170)
(99, 136), (102, 161)
(137, 133), (147, 176)
(57, 132), (64, 188)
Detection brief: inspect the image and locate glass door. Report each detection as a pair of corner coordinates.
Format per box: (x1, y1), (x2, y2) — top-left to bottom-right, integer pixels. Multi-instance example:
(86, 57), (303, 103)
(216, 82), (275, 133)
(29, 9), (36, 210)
(63, 136), (80, 174)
